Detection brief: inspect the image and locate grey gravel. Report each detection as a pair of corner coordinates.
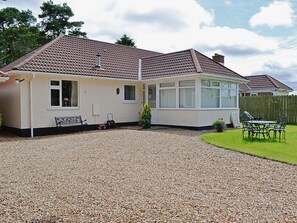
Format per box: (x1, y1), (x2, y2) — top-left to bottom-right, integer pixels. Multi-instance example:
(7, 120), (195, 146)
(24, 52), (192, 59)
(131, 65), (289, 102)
(0, 128), (296, 222)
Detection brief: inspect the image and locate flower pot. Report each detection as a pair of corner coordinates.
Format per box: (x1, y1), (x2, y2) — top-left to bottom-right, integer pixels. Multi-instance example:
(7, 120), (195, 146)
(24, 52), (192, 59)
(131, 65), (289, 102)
(216, 126), (224, 132)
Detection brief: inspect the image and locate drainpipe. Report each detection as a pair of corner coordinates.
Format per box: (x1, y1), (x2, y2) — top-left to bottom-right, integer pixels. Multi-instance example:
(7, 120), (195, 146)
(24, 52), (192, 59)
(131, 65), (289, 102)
(30, 73), (35, 137)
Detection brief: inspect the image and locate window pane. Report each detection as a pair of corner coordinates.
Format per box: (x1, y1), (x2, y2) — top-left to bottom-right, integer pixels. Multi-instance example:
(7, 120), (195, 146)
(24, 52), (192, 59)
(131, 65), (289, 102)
(51, 89), (60, 106)
(230, 83), (237, 89)
(212, 82), (220, 87)
(179, 80), (195, 87)
(201, 88), (219, 108)
(160, 82), (175, 88)
(124, 85), (136, 100)
(160, 89), (176, 108)
(143, 84), (146, 104)
(221, 89), (237, 107)
(50, 80), (60, 86)
(201, 80), (210, 87)
(62, 80), (78, 107)
(148, 85), (156, 108)
(179, 88), (195, 108)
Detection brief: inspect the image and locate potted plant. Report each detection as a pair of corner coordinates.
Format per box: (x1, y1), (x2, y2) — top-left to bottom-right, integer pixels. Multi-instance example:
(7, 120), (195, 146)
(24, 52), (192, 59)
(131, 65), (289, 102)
(213, 118), (226, 132)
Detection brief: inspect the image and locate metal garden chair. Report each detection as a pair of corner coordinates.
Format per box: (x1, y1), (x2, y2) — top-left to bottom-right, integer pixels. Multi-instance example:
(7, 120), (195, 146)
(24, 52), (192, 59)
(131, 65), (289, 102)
(269, 114), (288, 142)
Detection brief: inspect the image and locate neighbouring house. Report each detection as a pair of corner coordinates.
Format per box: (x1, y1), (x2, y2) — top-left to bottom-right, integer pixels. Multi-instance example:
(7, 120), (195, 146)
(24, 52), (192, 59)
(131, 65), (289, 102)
(0, 35), (248, 136)
(240, 74), (293, 96)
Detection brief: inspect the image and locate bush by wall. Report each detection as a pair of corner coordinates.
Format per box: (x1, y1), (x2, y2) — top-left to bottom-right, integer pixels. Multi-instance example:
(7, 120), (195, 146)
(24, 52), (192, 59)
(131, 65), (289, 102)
(140, 103), (151, 129)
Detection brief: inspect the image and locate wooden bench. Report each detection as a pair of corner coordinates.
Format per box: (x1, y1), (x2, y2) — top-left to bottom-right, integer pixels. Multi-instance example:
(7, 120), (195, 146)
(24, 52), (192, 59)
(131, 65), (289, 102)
(54, 116), (88, 134)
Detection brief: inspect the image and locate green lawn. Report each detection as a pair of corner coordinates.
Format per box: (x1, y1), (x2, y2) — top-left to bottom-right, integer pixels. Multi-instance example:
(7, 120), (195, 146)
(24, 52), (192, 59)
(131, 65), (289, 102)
(201, 125), (297, 165)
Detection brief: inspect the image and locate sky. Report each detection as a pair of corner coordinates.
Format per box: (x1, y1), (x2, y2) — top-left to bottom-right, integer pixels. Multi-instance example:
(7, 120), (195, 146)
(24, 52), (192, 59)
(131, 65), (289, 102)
(1, 0), (297, 94)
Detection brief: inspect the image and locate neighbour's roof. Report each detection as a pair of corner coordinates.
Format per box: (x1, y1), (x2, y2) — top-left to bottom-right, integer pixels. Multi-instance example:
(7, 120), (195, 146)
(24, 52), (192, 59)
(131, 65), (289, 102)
(239, 75), (293, 92)
(1, 35), (246, 81)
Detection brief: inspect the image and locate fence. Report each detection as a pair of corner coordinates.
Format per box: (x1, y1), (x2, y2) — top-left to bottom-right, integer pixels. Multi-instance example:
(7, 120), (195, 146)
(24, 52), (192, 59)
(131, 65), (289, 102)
(240, 95), (297, 124)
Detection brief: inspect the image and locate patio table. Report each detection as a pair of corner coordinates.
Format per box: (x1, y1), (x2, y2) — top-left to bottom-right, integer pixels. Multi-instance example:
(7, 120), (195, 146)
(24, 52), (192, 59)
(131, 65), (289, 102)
(244, 120), (277, 140)
(245, 120), (277, 125)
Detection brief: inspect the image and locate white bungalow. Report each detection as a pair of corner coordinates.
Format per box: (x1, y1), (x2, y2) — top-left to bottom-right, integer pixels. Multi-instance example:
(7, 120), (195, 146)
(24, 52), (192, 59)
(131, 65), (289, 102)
(0, 35), (247, 136)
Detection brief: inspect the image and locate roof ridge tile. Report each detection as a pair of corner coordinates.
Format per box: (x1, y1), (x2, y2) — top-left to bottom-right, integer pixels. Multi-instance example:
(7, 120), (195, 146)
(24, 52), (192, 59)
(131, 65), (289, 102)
(190, 49), (202, 73)
(266, 74), (280, 88)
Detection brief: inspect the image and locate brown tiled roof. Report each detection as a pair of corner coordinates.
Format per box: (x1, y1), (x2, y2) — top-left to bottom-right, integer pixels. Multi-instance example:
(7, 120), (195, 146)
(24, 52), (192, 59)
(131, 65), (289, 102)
(239, 83), (252, 91)
(142, 49), (245, 80)
(240, 75), (293, 91)
(1, 35), (161, 80)
(1, 35), (246, 81)
(195, 51), (243, 78)
(141, 49), (200, 80)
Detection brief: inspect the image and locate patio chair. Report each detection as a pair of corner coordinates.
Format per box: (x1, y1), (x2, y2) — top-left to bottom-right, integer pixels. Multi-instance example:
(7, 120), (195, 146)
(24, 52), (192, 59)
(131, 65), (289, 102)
(241, 111), (262, 139)
(269, 114), (288, 142)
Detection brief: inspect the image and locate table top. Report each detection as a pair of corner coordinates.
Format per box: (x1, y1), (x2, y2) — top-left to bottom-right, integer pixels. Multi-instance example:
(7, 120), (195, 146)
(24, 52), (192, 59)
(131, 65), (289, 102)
(245, 120), (277, 124)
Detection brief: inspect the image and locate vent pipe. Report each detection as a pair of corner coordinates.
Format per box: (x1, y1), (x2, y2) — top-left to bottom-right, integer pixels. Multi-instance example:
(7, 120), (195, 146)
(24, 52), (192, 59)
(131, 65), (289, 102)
(95, 52), (101, 68)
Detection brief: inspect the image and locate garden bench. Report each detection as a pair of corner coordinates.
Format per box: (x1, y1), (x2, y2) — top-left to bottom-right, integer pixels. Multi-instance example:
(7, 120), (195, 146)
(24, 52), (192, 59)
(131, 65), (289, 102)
(54, 116), (88, 134)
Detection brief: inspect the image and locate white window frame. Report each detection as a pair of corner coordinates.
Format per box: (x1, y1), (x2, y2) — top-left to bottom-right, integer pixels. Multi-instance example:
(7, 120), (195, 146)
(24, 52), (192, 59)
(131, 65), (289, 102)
(179, 80), (195, 108)
(201, 80), (220, 109)
(159, 82), (176, 108)
(49, 80), (79, 109)
(201, 79), (238, 109)
(123, 85), (136, 103)
(221, 82), (237, 108)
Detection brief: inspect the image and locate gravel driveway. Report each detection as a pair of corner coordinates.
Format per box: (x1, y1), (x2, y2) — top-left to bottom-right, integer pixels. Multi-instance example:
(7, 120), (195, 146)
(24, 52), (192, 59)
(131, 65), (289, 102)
(0, 128), (296, 222)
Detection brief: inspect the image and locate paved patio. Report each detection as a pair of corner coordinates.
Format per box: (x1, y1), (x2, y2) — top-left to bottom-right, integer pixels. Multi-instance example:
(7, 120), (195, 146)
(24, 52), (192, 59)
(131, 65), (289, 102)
(0, 128), (296, 222)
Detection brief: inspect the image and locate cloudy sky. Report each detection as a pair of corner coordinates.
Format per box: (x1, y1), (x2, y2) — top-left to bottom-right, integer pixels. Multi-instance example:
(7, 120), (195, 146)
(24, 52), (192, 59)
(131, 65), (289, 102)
(1, 0), (297, 93)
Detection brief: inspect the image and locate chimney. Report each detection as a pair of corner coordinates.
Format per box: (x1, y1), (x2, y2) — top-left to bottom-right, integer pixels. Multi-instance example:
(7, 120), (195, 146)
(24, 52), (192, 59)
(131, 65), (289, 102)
(212, 53), (224, 65)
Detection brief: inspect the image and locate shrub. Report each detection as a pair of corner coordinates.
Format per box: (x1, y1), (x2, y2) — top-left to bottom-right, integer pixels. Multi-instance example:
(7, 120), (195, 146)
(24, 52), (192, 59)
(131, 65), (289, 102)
(140, 103), (151, 129)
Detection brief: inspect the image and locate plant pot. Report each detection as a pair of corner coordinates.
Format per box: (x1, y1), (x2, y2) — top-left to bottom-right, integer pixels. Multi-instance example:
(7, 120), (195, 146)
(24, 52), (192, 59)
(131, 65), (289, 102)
(216, 126), (224, 132)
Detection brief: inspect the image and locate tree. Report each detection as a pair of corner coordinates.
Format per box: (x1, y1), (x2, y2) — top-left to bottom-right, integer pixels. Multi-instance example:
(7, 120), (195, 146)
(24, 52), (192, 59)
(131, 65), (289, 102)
(0, 7), (47, 67)
(115, 34), (136, 47)
(39, 0), (86, 38)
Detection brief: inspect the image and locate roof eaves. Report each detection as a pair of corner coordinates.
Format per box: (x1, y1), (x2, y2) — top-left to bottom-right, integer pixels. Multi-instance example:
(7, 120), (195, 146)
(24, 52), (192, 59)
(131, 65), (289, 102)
(201, 72), (249, 83)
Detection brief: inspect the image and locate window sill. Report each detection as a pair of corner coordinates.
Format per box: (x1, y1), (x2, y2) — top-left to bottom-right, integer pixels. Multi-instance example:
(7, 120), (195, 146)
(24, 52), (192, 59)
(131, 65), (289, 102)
(122, 100), (137, 104)
(156, 107), (238, 111)
(48, 107), (80, 110)
(199, 107), (238, 111)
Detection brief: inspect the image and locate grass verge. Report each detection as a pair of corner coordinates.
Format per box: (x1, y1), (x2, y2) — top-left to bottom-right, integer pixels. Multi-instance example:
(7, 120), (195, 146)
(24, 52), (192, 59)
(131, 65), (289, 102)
(201, 125), (297, 165)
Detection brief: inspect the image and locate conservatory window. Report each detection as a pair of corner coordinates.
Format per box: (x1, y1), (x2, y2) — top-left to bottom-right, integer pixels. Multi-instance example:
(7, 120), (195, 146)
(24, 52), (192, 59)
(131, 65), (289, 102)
(159, 82), (176, 108)
(179, 80), (195, 108)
